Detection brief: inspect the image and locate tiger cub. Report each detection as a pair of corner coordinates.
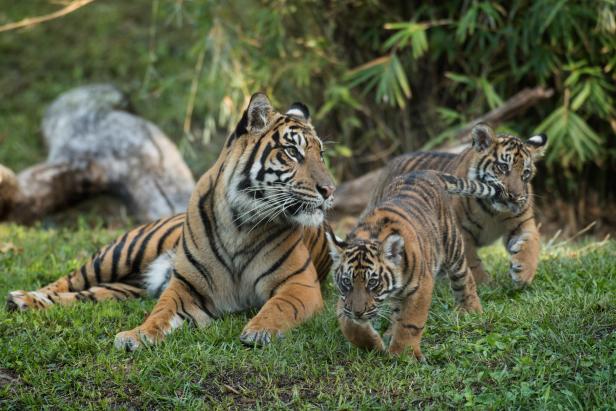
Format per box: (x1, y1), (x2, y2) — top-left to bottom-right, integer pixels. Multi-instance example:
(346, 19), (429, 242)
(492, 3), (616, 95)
(327, 171), (505, 360)
(8, 93), (335, 350)
(370, 124), (547, 286)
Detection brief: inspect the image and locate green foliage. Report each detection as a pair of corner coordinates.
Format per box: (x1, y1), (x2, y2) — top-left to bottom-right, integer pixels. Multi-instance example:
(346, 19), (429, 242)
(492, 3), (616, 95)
(1, 224), (615, 408)
(154, 0), (614, 177)
(0, 0), (614, 184)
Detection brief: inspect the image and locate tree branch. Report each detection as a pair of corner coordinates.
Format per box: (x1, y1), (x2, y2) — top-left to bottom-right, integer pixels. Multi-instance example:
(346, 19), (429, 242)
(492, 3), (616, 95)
(0, 0), (95, 33)
(331, 86), (554, 217)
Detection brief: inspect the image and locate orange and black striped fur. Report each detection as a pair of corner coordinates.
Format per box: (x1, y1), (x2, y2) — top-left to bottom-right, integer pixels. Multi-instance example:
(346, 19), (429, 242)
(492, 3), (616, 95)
(371, 124), (548, 286)
(7, 93), (335, 350)
(327, 171), (505, 360)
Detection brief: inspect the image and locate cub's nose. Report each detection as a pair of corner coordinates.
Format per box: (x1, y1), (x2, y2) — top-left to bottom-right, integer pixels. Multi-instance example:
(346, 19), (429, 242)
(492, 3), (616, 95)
(316, 184), (335, 200)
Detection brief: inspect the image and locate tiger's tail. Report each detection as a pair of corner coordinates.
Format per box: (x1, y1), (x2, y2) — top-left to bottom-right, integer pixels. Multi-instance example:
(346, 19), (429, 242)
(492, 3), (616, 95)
(436, 172), (504, 200)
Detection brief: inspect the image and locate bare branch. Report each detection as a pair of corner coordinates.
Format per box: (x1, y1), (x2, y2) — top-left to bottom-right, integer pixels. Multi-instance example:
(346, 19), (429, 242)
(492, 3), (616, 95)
(0, 0), (95, 33)
(331, 86), (554, 218)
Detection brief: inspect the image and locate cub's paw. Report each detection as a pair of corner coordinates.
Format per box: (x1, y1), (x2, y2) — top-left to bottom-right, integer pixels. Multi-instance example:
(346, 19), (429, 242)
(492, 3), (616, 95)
(388, 345), (427, 363)
(114, 328), (158, 352)
(6, 291), (52, 311)
(509, 262), (532, 287)
(459, 299), (483, 314)
(239, 327), (283, 347)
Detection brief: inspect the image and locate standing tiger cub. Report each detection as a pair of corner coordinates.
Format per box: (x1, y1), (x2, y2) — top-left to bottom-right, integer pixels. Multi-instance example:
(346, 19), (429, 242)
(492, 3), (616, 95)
(370, 124), (547, 286)
(7, 93), (335, 350)
(327, 171), (505, 360)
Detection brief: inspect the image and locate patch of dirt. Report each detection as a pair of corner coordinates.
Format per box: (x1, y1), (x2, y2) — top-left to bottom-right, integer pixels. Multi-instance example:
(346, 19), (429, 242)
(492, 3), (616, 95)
(201, 365), (333, 408)
(592, 325), (616, 340)
(0, 368), (20, 389)
(0, 367), (23, 406)
(200, 361), (433, 409)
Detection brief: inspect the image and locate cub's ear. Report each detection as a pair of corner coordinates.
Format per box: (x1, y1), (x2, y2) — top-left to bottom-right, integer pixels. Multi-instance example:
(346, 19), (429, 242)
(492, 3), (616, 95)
(381, 234), (405, 266)
(325, 231), (346, 265)
(285, 102), (310, 122)
(246, 92), (273, 133)
(471, 123), (496, 152)
(526, 133), (548, 160)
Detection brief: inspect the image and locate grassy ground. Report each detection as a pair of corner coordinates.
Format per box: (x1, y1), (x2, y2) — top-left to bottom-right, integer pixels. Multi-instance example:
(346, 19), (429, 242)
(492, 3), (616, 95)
(0, 223), (614, 409)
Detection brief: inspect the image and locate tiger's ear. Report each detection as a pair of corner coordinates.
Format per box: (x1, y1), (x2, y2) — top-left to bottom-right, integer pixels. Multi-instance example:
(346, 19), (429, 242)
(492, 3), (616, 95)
(246, 92), (273, 133)
(526, 133), (548, 160)
(381, 234), (405, 266)
(471, 123), (496, 152)
(285, 102), (310, 122)
(325, 231), (346, 265)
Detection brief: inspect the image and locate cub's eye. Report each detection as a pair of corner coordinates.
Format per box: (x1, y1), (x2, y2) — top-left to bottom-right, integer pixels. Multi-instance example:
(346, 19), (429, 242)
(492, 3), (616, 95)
(341, 277), (352, 287)
(285, 146), (300, 159)
(367, 278), (379, 288)
(522, 169), (532, 181)
(495, 162), (509, 174)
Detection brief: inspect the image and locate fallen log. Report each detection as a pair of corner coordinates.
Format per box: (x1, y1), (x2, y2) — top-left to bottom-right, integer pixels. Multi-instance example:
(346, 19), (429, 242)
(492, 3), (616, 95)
(0, 84), (195, 224)
(331, 86), (554, 218)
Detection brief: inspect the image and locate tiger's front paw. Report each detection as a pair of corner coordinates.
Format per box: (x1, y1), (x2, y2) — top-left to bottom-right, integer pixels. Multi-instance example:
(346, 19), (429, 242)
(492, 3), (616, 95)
(509, 262), (533, 286)
(6, 291), (53, 311)
(239, 325), (283, 347)
(388, 343), (426, 363)
(114, 328), (160, 352)
(459, 301), (483, 314)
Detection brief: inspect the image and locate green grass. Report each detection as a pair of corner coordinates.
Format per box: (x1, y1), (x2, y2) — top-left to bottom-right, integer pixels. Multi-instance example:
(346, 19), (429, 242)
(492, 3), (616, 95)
(1, 223), (615, 409)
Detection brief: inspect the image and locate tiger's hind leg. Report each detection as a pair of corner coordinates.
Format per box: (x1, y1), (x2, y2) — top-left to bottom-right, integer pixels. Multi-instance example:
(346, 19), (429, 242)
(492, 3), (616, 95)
(448, 264), (483, 314)
(113, 277), (213, 351)
(7, 283), (147, 311)
(462, 233), (493, 285)
(6, 215), (183, 312)
(448, 239), (483, 313)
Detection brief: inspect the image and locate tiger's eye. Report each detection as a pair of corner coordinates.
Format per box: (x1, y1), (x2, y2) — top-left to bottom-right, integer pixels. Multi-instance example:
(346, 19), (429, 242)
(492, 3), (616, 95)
(522, 169), (532, 181)
(367, 278), (378, 288)
(496, 162), (509, 174)
(342, 277), (351, 287)
(286, 147), (299, 159)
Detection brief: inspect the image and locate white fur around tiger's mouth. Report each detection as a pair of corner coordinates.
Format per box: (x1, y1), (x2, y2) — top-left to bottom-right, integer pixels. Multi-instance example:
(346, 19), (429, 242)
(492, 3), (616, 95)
(490, 199), (525, 214)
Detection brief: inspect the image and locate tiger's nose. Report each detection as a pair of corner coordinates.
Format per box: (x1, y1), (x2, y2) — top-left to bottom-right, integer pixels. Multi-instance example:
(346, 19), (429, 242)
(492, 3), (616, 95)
(509, 192), (526, 204)
(316, 184), (335, 200)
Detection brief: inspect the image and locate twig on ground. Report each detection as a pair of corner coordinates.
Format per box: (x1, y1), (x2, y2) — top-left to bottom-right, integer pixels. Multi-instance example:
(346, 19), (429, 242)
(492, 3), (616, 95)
(545, 221), (597, 250)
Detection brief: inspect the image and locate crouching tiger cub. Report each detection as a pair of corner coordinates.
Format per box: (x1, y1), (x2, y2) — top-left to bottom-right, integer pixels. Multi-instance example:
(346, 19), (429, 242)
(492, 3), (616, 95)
(371, 124), (547, 286)
(327, 171), (505, 360)
(7, 93), (335, 350)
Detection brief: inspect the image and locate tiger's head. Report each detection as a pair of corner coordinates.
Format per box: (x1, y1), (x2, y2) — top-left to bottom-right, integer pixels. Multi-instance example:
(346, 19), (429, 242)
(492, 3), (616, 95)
(228, 93), (335, 227)
(326, 232), (405, 322)
(467, 123), (548, 214)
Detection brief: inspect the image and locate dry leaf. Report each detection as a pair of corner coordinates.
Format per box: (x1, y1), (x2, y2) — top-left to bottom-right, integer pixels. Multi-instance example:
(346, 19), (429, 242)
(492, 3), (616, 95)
(0, 242), (23, 254)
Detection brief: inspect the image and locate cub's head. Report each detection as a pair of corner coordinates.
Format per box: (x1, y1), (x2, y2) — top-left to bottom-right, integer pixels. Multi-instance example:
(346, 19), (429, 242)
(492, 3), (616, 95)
(229, 93), (335, 227)
(326, 232), (405, 322)
(468, 123), (548, 214)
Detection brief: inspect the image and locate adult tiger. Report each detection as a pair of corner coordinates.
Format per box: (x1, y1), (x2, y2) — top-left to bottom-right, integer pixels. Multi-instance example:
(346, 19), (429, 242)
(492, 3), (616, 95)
(369, 124), (547, 286)
(7, 93), (335, 350)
